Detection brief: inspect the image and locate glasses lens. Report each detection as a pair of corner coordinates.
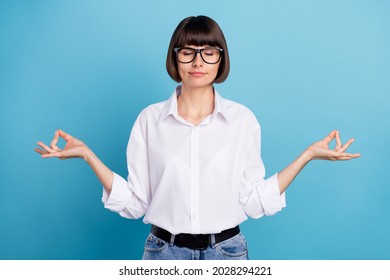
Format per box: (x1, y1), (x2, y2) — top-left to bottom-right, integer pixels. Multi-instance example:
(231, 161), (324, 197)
(176, 48), (221, 64)
(201, 48), (221, 64)
(177, 48), (196, 63)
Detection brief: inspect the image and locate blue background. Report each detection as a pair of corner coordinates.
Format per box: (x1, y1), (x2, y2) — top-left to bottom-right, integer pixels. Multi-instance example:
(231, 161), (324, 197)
(1, 0), (389, 260)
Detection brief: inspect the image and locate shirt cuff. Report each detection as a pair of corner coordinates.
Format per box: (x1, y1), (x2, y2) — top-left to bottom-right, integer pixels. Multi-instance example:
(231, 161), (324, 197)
(257, 173), (286, 215)
(102, 172), (132, 212)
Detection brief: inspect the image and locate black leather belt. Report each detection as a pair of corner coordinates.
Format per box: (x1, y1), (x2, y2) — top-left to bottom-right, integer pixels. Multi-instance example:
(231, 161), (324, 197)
(151, 225), (240, 250)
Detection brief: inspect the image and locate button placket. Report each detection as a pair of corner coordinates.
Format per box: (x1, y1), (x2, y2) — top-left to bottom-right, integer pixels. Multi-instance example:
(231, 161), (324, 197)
(190, 127), (200, 233)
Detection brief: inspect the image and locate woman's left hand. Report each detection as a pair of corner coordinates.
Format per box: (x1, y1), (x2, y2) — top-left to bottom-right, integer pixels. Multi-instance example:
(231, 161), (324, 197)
(306, 130), (361, 161)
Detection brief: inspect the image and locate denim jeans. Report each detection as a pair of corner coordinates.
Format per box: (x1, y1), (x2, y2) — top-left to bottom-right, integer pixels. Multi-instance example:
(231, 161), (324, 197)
(142, 232), (248, 260)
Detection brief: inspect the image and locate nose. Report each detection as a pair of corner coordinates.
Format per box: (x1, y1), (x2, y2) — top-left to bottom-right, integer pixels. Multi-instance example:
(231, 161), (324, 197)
(192, 52), (204, 67)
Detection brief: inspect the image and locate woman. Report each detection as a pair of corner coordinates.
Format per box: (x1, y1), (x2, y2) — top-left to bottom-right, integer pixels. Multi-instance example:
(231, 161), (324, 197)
(35, 16), (360, 260)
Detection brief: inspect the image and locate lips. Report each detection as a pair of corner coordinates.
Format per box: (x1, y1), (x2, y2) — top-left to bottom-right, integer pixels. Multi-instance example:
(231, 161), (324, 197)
(189, 72), (206, 77)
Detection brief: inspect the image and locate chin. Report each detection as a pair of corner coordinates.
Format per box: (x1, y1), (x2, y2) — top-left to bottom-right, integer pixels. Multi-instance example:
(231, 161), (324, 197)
(183, 78), (215, 88)
(185, 82), (213, 89)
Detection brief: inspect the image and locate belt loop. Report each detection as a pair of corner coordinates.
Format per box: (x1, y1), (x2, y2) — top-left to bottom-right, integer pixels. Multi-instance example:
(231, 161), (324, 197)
(170, 234), (176, 245)
(210, 234), (216, 246)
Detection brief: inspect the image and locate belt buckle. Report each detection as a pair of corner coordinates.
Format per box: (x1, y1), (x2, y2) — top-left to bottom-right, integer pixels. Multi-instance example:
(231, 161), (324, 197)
(188, 234), (210, 250)
(189, 240), (209, 250)
(176, 234), (210, 250)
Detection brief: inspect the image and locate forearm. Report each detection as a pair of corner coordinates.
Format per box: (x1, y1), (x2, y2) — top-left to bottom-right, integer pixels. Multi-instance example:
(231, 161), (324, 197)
(84, 147), (114, 194)
(277, 149), (312, 194)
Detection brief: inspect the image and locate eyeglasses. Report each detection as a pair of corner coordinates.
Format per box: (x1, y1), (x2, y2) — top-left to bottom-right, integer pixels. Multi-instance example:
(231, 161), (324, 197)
(174, 47), (223, 64)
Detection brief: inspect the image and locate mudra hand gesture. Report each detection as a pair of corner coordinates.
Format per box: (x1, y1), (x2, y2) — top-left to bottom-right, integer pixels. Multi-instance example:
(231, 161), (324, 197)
(35, 130), (89, 160)
(306, 130), (360, 161)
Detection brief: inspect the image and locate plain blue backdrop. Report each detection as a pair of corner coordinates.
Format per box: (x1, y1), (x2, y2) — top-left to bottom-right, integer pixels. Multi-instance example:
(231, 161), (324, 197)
(1, 0), (389, 260)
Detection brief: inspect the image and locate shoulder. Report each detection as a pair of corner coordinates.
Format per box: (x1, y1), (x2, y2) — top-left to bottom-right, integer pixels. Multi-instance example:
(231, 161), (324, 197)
(137, 89), (177, 122)
(137, 101), (165, 120)
(135, 92), (175, 127)
(222, 97), (260, 128)
(129, 100), (166, 138)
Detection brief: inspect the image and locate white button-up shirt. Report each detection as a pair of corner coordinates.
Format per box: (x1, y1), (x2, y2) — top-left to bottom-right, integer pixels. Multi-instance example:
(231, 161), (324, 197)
(102, 86), (286, 235)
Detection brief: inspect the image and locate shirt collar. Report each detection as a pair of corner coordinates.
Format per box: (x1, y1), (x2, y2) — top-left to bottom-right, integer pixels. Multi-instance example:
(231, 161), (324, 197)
(159, 85), (231, 124)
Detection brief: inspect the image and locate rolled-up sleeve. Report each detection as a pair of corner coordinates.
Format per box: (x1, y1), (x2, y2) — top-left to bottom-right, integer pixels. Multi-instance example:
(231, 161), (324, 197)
(239, 120), (286, 218)
(102, 113), (150, 219)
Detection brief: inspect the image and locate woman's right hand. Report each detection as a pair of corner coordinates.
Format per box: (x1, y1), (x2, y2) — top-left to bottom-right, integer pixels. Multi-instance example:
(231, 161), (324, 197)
(35, 129), (89, 160)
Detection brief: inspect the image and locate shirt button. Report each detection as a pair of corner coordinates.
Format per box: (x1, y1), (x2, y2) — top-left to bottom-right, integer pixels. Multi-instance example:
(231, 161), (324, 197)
(192, 214), (197, 219)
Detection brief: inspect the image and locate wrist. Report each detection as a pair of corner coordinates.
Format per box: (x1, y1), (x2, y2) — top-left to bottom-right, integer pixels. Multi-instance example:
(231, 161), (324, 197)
(302, 148), (314, 163)
(82, 145), (93, 162)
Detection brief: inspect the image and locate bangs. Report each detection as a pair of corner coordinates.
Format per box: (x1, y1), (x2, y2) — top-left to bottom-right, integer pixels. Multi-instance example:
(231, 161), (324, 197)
(176, 18), (222, 48)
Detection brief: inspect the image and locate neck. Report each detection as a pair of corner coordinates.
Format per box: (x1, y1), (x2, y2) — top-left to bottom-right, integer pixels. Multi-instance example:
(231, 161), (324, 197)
(177, 84), (215, 124)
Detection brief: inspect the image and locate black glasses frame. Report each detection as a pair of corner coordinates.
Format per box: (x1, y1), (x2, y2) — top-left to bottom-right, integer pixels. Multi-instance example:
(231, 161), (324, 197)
(173, 47), (223, 64)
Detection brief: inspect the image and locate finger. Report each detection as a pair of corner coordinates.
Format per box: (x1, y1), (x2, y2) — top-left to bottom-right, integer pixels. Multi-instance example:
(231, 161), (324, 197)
(322, 130), (336, 145)
(334, 130), (342, 151)
(333, 151), (361, 159)
(42, 150), (78, 160)
(50, 130), (60, 151)
(34, 148), (48, 155)
(317, 149), (358, 160)
(41, 152), (62, 158)
(41, 149), (69, 158)
(37, 141), (56, 153)
(338, 138), (355, 153)
(57, 129), (73, 141)
(333, 154), (361, 160)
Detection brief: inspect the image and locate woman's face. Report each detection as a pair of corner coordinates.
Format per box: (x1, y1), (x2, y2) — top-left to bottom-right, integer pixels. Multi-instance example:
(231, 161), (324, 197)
(177, 45), (221, 90)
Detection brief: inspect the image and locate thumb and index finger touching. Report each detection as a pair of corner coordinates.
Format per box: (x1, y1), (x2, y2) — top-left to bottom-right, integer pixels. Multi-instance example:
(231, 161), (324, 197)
(321, 129), (336, 145)
(35, 129), (73, 154)
(322, 130), (352, 147)
(322, 129), (361, 158)
(56, 129), (72, 141)
(50, 129), (72, 149)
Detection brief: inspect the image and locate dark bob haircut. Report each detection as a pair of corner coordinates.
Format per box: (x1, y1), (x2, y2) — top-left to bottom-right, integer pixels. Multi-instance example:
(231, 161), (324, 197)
(166, 16), (230, 83)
